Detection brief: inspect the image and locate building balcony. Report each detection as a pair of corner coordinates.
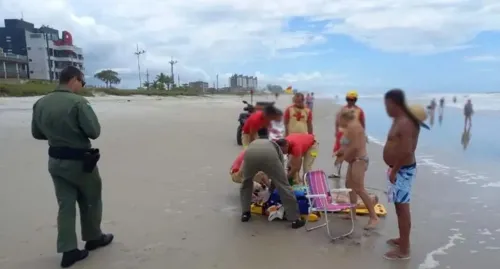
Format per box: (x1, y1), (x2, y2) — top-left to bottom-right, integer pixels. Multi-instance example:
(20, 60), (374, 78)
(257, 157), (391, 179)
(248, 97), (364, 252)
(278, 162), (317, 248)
(0, 53), (29, 64)
(50, 56), (84, 62)
(51, 44), (83, 53)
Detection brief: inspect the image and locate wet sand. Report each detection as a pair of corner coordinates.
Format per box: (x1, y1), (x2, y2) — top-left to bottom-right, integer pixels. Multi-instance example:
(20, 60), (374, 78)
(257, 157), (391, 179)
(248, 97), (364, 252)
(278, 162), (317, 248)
(0, 95), (499, 269)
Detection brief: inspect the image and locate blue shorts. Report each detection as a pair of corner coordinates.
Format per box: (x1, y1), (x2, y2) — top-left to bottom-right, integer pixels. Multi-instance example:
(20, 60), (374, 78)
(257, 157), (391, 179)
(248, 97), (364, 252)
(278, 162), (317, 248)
(387, 163), (416, 204)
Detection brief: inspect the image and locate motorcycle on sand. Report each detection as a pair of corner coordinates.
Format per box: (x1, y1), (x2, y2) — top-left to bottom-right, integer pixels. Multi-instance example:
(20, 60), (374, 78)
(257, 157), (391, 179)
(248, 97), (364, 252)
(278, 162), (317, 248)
(236, 100), (276, 145)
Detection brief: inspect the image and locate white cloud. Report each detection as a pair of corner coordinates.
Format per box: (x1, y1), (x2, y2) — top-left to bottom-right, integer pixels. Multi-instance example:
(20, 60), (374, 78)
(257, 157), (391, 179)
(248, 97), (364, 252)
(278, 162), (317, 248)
(464, 55), (500, 62)
(1, 0), (500, 89)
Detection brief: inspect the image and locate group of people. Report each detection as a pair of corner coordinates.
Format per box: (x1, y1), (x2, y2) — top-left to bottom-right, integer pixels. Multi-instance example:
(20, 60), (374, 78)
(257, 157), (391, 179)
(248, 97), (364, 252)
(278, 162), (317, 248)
(231, 89), (430, 261)
(232, 92), (317, 229)
(29, 66), (428, 267)
(427, 96), (474, 150)
(428, 96), (474, 130)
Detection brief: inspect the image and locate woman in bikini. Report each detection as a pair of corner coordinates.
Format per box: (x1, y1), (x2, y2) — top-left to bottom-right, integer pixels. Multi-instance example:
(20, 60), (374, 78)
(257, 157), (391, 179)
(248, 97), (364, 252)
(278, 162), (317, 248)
(338, 110), (379, 229)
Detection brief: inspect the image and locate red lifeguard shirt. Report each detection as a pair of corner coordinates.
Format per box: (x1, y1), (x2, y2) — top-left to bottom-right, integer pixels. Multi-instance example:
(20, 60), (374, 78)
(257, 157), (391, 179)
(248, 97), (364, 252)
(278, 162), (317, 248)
(242, 111), (270, 134)
(230, 150), (245, 173)
(283, 105), (313, 123)
(286, 133), (315, 157)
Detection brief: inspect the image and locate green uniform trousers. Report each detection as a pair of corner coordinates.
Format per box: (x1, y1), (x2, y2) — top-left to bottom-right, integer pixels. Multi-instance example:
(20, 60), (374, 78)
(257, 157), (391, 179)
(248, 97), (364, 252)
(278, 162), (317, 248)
(49, 157), (103, 253)
(241, 139), (300, 221)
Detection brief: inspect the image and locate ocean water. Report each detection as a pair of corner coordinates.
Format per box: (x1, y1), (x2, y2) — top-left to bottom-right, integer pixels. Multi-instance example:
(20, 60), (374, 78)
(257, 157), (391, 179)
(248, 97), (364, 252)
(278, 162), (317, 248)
(343, 93), (500, 188)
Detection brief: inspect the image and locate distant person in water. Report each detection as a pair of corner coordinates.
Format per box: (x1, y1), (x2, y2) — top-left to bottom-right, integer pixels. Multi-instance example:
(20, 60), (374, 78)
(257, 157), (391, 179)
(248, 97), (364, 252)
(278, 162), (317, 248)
(464, 99), (474, 129)
(306, 92), (314, 110)
(383, 88), (429, 261)
(453, 96), (457, 103)
(438, 97), (445, 125)
(427, 98), (437, 126)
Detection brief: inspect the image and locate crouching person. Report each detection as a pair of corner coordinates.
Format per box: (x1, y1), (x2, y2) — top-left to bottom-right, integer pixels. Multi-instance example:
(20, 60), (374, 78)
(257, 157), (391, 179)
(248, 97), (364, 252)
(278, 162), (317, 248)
(278, 133), (318, 184)
(230, 149), (268, 191)
(240, 139), (305, 229)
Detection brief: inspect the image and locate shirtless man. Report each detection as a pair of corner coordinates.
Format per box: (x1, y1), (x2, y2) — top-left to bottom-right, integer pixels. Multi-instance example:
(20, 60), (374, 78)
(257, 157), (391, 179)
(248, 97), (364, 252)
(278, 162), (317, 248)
(337, 109), (378, 229)
(382, 89), (429, 260)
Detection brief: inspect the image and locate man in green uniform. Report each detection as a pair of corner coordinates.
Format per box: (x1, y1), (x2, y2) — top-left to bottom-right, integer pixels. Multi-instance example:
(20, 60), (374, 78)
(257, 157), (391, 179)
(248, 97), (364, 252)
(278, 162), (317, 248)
(240, 139), (305, 229)
(31, 66), (113, 268)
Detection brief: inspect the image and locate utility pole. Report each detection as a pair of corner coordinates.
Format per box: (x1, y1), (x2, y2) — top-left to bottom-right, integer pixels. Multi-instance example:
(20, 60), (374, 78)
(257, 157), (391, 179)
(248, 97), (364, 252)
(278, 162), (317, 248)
(168, 57), (177, 88)
(40, 25), (52, 82)
(134, 44), (146, 88)
(177, 74), (180, 86)
(216, 74), (219, 90)
(145, 69), (150, 90)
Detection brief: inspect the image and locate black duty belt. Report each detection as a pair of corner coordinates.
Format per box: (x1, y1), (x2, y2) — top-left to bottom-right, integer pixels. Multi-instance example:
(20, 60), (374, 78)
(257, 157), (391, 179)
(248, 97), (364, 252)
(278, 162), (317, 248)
(48, 147), (100, 173)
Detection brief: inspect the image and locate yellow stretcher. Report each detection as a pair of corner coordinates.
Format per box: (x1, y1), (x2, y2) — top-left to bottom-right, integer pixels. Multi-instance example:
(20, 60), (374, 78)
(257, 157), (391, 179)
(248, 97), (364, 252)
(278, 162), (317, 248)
(340, 203), (387, 217)
(250, 203), (320, 222)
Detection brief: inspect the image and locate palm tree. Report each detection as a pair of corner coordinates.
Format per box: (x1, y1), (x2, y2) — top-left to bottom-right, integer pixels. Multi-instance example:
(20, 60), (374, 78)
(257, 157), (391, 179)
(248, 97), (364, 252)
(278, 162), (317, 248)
(154, 73), (174, 90)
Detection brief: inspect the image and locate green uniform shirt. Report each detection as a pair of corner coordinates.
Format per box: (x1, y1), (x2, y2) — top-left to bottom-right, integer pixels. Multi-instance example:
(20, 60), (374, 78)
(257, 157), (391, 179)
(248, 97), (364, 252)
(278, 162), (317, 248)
(31, 85), (101, 149)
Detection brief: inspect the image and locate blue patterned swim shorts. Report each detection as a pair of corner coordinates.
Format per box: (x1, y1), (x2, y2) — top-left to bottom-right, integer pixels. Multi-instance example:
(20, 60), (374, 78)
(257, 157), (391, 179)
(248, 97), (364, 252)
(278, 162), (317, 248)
(387, 163), (417, 204)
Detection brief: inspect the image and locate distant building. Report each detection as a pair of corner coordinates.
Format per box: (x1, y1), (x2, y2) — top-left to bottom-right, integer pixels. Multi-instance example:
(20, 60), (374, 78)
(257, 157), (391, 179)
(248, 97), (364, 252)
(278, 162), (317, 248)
(228, 74), (258, 90)
(189, 81), (209, 92)
(0, 19), (84, 80)
(0, 47), (28, 79)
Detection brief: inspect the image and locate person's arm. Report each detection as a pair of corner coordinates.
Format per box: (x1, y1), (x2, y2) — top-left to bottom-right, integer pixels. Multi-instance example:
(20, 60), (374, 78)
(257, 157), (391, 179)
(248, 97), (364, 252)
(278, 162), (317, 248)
(335, 110), (341, 134)
(287, 155), (302, 179)
(307, 109), (313, 134)
(284, 107), (290, 136)
(358, 109), (366, 129)
(31, 102), (47, 140)
(77, 100), (101, 139)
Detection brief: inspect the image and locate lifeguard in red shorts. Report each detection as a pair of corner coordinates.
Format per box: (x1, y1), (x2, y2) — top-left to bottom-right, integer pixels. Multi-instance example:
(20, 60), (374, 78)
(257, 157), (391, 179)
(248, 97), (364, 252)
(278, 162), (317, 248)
(330, 90), (365, 178)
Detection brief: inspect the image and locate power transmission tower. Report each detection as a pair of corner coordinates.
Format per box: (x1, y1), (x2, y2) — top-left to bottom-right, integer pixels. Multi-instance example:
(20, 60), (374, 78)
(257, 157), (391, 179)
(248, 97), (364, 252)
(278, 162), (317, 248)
(177, 74), (180, 86)
(168, 57), (177, 88)
(216, 74), (219, 90)
(134, 44), (146, 88)
(145, 69), (150, 90)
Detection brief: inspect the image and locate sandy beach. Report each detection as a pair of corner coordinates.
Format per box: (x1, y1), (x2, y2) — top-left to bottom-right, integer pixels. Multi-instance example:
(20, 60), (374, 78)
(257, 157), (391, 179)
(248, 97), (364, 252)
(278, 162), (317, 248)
(0, 95), (499, 269)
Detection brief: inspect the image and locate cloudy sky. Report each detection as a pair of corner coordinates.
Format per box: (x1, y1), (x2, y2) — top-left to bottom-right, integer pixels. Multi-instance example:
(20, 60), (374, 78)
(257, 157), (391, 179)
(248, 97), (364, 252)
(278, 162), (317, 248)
(1, 0), (500, 93)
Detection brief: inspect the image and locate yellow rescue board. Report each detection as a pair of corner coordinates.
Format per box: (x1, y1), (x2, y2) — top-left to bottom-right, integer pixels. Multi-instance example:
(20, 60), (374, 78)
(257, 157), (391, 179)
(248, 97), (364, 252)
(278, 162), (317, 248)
(341, 203), (387, 217)
(250, 204), (320, 222)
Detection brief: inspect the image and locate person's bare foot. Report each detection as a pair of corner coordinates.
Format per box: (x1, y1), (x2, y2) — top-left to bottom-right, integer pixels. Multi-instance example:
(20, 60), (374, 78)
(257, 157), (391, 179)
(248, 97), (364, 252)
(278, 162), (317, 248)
(383, 249), (410, 260)
(386, 238), (400, 246)
(364, 217), (379, 230)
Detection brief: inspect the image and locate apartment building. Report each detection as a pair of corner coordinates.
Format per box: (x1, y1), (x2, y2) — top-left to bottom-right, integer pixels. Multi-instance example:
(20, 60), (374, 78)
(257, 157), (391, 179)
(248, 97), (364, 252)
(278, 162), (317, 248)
(0, 47), (28, 79)
(0, 19), (84, 80)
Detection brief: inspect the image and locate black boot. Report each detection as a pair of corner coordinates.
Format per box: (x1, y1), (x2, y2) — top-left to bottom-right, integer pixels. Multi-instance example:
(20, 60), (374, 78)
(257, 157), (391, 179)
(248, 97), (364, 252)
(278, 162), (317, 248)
(291, 219), (306, 229)
(60, 249), (89, 268)
(84, 233), (114, 251)
(241, 211), (251, 222)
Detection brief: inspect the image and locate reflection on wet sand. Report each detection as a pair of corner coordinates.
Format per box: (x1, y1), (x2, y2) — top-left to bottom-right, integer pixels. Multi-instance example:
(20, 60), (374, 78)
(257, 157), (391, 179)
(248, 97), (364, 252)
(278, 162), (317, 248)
(461, 126), (472, 150)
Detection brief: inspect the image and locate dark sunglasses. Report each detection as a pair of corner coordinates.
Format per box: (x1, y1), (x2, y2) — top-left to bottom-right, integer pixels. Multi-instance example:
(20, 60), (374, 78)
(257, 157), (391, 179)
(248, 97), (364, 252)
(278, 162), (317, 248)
(77, 77), (86, 87)
(346, 97), (357, 102)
